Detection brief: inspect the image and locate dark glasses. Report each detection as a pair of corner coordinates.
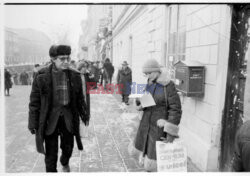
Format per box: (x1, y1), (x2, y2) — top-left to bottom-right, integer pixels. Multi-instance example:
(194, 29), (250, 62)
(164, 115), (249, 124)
(57, 55), (71, 62)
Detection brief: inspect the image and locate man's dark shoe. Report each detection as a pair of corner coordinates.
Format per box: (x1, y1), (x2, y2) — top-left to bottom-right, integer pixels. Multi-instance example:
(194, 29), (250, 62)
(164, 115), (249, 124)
(62, 164), (70, 172)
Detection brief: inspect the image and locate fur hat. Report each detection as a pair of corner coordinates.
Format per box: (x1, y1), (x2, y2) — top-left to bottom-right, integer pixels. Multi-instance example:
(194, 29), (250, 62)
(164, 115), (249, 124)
(56, 45), (71, 56)
(142, 59), (161, 73)
(49, 45), (58, 57)
(49, 45), (71, 58)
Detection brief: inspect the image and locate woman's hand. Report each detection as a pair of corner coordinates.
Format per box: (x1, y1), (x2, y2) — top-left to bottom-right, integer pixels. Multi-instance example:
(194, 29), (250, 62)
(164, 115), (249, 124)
(136, 105), (143, 111)
(161, 134), (176, 143)
(157, 119), (167, 128)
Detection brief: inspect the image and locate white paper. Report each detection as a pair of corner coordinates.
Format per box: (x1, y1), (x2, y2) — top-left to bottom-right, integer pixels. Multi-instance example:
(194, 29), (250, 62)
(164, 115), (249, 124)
(140, 93), (156, 108)
(156, 141), (187, 172)
(129, 93), (144, 99)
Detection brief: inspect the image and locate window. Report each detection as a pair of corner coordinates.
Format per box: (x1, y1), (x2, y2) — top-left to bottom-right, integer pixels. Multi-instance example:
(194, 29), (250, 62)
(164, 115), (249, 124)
(168, 5), (187, 63)
(128, 36), (133, 66)
(167, 5), (187, 78)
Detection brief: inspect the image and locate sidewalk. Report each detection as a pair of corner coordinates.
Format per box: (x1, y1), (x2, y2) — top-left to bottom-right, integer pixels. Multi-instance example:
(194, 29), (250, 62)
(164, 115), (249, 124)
(5, 85), (200, 172)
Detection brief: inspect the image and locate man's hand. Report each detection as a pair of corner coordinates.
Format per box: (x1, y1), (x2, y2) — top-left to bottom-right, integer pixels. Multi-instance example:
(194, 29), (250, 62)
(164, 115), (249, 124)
(30, 129), (37, 135)
(136, 105), (143, 111)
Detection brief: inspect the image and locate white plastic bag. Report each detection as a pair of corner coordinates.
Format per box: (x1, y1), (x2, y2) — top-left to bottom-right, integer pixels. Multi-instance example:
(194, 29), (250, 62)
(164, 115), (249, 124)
(156, 140), (187, 172)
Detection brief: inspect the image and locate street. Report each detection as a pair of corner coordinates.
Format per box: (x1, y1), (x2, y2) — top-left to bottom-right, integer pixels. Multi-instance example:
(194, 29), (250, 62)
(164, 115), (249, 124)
(5, 85), (199, 172)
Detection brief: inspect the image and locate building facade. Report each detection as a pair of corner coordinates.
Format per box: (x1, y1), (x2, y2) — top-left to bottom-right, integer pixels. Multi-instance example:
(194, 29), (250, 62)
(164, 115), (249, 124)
(5, 28), (19, 65)
(112, 4), (250, 171)
(79, 5), (112, 62)
(5, 27), (51, 66)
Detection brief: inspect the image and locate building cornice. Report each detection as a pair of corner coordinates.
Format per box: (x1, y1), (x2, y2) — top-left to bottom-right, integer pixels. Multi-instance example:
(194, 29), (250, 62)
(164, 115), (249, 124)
(112, 5), (146, 40)
(112, 5), (131, 30)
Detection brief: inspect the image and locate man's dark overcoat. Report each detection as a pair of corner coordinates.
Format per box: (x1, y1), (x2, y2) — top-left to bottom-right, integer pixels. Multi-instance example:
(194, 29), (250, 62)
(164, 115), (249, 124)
(28, 64), (89, 154)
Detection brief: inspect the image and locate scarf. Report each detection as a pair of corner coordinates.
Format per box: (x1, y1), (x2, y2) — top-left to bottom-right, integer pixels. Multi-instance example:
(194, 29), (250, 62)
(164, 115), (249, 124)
(52, 65), (69, 106)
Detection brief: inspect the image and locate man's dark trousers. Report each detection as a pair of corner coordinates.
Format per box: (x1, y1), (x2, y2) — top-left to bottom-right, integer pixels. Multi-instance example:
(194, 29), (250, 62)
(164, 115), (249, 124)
(44, 115), (74, 172)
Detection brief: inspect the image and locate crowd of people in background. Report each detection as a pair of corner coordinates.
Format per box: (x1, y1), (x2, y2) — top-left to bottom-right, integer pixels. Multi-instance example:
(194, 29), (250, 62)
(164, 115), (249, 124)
(4, 55), (118, 97)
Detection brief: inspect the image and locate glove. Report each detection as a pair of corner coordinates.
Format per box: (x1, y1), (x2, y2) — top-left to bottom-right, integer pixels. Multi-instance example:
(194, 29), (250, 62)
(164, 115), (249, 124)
(30, 129), (37, 135)
(135, 98), (141, 106)
(157, 119), (167, 128)
(161, 134), (176, 143)
(136, 105), (143, 111)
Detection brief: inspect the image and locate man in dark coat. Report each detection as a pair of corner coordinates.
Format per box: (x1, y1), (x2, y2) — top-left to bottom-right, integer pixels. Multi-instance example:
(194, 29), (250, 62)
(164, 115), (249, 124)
(116, 61), (132, 105)
(5, 68), (12, 96)
(32, 64), (40, 79)
(28, 45), (89, 172)
(103, 58), (114, 90)
(88, 62), (99, 89)
(20, 70), (29, 85)
(78, 61), (96, 116)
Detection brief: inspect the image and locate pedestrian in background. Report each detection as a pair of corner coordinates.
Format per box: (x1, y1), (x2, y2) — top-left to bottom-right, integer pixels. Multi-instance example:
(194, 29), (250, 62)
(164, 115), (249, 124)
(28, 45), (89, 172)
(88, 62), (98, 89)
(96, 61), (102, 83)
(5, 68), (12, 96)
(78, 61), (95, 116)
(78, 61), (95, 137)
(20, 70), (29, 85)
(70, 60), (77, 69)
(130, 59), (182, 171)
(103, 58), (114, 90)
(92, 62), (100, 88)
(32, 64), (40, 79)
(116, 61), (132, 105)
(13, 71), (18, 85)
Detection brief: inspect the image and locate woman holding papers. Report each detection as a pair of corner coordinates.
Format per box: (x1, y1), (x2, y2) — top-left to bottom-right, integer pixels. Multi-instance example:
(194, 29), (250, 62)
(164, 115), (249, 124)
(132, 59), (182, 171)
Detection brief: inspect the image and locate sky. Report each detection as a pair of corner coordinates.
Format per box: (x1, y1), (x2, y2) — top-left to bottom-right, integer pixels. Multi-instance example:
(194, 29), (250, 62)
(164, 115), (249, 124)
(4, 5), (88, 59)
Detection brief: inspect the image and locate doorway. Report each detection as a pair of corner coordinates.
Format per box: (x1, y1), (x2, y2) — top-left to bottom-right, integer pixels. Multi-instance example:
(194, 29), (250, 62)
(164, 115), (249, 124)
(220, 4), (250, 171)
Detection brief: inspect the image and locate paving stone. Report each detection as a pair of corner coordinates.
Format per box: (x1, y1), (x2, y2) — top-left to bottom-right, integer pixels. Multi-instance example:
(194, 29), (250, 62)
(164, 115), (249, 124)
(80, 161), (103, 172)
(124, 158), (143, 170)
(81, 152), (102, 163)
(103, 163), (126, 172)
(129, 168), (145, 172)
(102, 155), (123, 164)
(32, 166), (46, 172)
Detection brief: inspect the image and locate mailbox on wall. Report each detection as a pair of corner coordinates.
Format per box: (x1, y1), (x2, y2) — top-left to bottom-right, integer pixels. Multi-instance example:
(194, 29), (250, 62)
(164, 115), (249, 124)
(174, 60), (205, 97)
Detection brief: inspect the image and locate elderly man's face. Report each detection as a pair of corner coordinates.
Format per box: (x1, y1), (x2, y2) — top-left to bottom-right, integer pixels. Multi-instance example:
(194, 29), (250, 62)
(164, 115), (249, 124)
(52, 55), (71, 70)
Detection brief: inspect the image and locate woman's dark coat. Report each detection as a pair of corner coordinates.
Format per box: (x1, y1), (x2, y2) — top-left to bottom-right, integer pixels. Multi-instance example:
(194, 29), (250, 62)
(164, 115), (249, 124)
(5, 70), (12, 89)
(116, 67), (132, 95)
(103, 62), (114, 80)
(20, 72), (29, 85)
(134, 71), (182, 160)
(28, 64), (89, 154)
